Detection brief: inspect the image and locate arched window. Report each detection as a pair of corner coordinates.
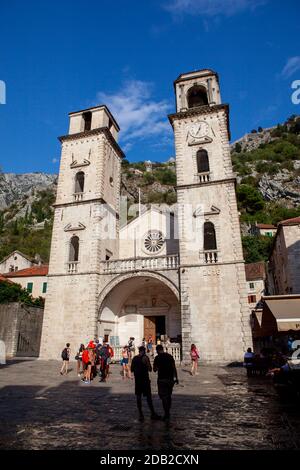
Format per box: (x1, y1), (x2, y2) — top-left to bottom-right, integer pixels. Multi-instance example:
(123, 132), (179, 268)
(69, 236), (79, 262)
(187, 85), (208, 108)
(83, 111), (92, 131)
(75, 171), (85, 193)
(196, 149), (209, 173)
(204, 222), (217, 251)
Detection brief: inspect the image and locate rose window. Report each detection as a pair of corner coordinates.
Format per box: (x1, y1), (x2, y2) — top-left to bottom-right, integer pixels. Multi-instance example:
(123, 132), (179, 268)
(144, 230), (164, 254)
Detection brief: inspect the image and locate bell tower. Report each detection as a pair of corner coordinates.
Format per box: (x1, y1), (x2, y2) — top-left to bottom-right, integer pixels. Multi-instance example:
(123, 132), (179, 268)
(40, 105), (124, 358)
(169, 69), (252, 362)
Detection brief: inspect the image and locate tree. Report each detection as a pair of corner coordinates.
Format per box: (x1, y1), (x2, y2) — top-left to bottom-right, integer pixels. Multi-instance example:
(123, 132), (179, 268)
(237, 184), (265, 214)
(234, 142), (242, 153)
(242, 236), (273, 263)
(0, 280), (44, 307)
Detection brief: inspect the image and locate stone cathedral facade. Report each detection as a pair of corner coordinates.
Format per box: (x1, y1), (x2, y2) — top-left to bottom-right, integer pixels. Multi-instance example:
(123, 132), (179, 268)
(40, 69), (252, 362)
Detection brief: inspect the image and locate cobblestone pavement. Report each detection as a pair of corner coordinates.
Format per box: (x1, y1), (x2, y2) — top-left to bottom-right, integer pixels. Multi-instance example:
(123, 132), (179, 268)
(0, 359), (300, 450)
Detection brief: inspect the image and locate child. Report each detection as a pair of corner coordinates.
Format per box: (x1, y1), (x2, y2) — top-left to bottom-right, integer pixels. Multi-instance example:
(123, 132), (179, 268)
(190, 344), (200, 376)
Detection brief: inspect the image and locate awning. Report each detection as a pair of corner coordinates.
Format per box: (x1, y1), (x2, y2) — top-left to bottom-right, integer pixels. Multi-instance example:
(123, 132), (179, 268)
(264, 298), (300, 333)
(250, 309), (263, 338)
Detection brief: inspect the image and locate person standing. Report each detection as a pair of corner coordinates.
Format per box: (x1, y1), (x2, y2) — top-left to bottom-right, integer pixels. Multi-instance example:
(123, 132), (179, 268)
(128, 337), (135, 363)
(99, 343), (110, 382)
(81, 347), (89, 382)
(121, 345), (131, 379)
(60, 343), (71, 375)
(147, 335), (154, 356)
(244, 347), (255, 377)
(153, 344), (178, 421)
(75, 343), (85, 377)
(190, 344), (200, 376)
(84, 342), (95, 384)
(105, 343), (114, 380)
(131, 346), (160, 422)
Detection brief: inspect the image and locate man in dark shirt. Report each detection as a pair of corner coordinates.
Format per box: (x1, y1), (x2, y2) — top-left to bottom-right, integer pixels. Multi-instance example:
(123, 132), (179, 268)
(131, 346), (160, 422)
(153, 344), (178, 421)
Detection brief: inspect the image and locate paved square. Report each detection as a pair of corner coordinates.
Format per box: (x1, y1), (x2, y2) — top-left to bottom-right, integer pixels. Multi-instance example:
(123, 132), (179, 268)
(0, 359), (299, 450)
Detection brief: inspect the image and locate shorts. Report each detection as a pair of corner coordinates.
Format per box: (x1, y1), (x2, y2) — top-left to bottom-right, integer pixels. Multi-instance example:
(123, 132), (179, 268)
(121, 358), (129, 365)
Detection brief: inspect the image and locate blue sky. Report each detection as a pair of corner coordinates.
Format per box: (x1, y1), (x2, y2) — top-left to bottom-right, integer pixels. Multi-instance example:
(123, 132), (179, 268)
(0, 0), (299, 174)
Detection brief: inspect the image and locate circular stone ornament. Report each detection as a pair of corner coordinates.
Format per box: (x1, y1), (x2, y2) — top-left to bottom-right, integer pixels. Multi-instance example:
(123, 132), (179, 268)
(143, 230), (165, 254)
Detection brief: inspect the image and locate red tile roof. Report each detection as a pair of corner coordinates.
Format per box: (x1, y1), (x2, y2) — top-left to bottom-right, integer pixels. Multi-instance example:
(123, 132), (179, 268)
(4, 265), (49, 278)
(245, 262), (266, 281)
(279, 216), (300, 226)
(0, 274), (13, 283)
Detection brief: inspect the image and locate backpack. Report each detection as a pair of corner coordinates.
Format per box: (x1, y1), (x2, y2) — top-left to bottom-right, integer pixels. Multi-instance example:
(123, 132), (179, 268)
(61, 348), (68, 360)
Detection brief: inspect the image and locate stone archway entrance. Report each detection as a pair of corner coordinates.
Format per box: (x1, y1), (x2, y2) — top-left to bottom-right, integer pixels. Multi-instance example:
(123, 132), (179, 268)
(98, 274), (181, 348)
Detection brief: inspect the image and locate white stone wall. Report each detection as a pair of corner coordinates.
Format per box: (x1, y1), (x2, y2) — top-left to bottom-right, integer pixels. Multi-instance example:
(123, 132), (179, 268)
(172, 74), (252, 362)
(40, 110), (122, 359)
(119, 209), (179, 259)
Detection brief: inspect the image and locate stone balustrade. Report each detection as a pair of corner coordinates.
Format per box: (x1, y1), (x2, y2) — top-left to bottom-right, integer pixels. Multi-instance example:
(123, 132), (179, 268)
(73, 192), (84, 202)
(201, 250), (218, 264)
(101, 254), (179, 274)
(111, 343), (181, 364)
(67, 261), (79, 273)
(198, 171), (210, 183)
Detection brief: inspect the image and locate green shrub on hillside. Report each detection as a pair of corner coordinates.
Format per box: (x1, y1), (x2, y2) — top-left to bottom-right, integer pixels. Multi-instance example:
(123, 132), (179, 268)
(237, 184), (265, 214)
(242, 235), (273, 263)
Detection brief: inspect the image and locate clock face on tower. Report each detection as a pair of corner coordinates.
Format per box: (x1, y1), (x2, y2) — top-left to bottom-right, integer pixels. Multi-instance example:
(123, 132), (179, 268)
(189, 121), (209, 138)
(187, 120), (212, 146)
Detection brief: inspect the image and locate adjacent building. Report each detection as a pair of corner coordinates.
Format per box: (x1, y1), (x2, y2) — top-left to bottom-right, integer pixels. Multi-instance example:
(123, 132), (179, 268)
(249, 223), (277, 237)
(0, 250), (40, 274)
(267, 216), (300, 295)
(245, 261), (266, 310)
(4, 265), (49, 298)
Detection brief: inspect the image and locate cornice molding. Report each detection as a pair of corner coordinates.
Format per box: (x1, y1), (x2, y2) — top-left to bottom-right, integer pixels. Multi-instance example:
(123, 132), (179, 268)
(58, 127), (125, 159)
(176, 177), (236, 190)
(168, 104), (230, 139)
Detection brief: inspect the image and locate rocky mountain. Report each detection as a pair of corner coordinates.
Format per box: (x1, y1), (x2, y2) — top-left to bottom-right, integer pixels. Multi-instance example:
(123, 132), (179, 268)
(0, 173), (57, 211)
(231, 114), (300, 208)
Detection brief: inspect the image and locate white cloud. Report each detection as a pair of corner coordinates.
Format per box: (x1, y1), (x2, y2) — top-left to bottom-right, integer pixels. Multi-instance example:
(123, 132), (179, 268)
(280, 56), (300, 79)
(96, 80), (172, 151)
(165, 0), (266, 17)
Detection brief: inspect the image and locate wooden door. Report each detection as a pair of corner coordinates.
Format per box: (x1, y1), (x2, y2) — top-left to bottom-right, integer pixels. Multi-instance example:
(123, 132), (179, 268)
(144, 316), (156, 342)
